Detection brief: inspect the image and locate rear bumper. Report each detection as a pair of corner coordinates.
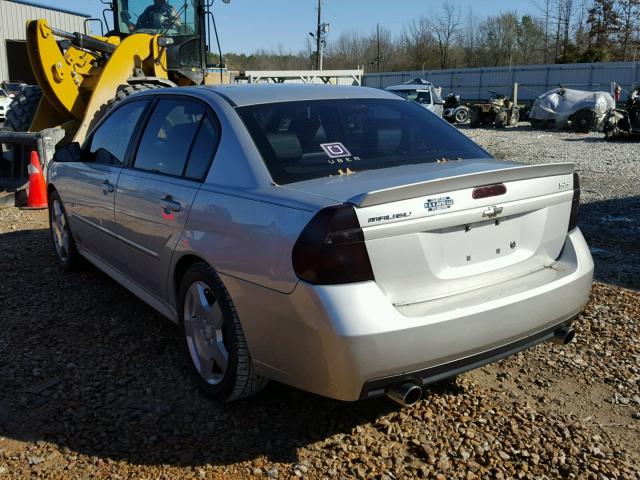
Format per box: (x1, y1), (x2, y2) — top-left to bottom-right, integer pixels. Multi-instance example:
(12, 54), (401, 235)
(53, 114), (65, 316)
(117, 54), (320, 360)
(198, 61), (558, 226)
(228, 228), (593, 401)
(359, 322), (569, 399)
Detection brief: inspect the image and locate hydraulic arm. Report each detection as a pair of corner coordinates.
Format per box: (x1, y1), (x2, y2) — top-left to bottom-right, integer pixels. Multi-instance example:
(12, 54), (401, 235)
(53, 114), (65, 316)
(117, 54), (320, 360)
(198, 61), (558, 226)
(26, 19), (169, 142)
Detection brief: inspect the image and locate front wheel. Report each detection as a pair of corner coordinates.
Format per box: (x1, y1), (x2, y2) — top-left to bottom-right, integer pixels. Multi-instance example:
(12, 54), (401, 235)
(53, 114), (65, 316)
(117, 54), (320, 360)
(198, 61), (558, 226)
(571, 108), (596, 133)
(454, 107), (469, 124)
(4, 86), (42, 132)
(48, 190), (81, 270)
(179, 262), (268, 402)
(494, 109), (508, 128)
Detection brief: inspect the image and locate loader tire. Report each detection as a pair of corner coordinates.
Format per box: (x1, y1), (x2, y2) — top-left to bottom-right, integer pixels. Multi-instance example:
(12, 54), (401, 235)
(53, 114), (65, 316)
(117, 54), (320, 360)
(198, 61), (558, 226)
(88, 83), (165, 132)
(4, 86), (42, 132)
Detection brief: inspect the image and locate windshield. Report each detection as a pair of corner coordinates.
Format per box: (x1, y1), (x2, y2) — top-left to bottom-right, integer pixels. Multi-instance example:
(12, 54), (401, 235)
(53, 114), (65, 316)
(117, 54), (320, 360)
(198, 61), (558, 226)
(116, 0), (197, 35)
(238, 98), (491, 185)
(390, 89), (432, 105)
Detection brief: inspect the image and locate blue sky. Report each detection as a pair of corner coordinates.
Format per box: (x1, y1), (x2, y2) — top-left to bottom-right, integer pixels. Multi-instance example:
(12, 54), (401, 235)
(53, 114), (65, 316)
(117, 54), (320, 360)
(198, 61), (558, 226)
(28, 0), (537, 53)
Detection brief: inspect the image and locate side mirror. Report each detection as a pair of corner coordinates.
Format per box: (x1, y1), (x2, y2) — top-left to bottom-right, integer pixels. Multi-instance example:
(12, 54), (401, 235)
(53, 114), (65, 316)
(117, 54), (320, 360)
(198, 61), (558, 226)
(53, 142), (82, 163)
(435, 99), (446, 105)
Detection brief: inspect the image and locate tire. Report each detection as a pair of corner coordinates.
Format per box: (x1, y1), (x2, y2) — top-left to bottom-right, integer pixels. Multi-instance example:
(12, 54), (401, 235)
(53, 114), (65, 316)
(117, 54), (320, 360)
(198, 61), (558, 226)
(454, 107), (469, 124)
(178, 262), (268, 402)
(87, 83), (165, 133)
(604, 127), (620, 141)
(571, 109), (596, 133)
(509, 108), (520, 126)
(494, 109), (508, 128)
(4, 86), (42, 132)
(470, 108), (481, 127)
(48, 189), (81, 270)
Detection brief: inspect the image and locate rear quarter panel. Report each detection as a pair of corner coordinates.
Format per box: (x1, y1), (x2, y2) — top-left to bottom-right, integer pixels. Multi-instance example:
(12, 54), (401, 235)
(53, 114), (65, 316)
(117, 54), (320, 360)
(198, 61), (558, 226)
(172, 187), (318, 298)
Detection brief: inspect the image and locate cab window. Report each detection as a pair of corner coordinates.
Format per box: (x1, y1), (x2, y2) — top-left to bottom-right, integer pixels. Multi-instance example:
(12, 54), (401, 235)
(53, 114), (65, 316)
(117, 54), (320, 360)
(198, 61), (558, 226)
(116, 0), (197, 36)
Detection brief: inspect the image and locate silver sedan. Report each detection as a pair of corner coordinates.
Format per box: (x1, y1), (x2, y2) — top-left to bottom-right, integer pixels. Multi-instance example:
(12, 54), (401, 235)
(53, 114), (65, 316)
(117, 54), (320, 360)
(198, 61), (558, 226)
(48, 84), (593, 405)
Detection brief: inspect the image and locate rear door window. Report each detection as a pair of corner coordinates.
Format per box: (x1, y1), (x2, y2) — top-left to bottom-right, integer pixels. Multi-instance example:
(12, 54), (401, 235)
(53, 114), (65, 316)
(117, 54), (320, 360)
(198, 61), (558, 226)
(133, 99), (205, 177)
(86, 100), (148, 165)
(184, 116), (219, 180)
(237, 98), (491, 185)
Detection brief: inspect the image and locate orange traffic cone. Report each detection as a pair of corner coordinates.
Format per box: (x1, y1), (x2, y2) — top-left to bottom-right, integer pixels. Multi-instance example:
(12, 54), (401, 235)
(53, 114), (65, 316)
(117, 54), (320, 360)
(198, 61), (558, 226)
(23, 151), (48, 210)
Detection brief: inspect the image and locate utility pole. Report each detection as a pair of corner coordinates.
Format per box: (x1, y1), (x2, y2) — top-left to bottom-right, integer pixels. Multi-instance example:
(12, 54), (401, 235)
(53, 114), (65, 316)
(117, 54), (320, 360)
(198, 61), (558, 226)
(316, 0), (323, 70)
(310, 0), (329, 70)
(377, 23), (381, 73)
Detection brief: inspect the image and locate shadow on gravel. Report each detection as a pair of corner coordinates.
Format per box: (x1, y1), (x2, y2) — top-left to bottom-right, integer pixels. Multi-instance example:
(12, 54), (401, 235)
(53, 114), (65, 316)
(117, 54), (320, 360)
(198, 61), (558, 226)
(561, 137), (607, 143)
(1, 196), (635, 468)
(579, 196), (640, 290)
(0, 227), (438, 467)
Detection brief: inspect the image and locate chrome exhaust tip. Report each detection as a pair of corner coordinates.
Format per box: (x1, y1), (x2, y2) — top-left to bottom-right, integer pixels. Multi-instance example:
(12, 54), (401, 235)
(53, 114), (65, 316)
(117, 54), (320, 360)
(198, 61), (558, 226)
(551, 326), (575, 345)
(387, 383), (422, 407)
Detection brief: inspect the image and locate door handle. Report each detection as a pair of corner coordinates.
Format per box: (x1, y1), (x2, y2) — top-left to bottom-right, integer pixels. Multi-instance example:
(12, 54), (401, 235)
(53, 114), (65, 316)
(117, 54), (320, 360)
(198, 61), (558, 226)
(160, 196), (181, 213)
(101, 180), (115, 194)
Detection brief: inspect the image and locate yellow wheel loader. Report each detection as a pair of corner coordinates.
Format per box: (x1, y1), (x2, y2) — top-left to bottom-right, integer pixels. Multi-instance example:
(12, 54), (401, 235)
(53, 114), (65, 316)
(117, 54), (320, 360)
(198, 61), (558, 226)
(0, 0), (227, 197)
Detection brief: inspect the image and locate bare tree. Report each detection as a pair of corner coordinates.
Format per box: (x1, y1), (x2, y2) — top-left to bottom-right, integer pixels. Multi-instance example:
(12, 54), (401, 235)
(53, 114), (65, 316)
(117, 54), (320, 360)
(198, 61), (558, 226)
(428, 1), (463, 69)
(401, 17), (437, 69)
(461, 7), (478, 67)
(477, 12), (520, 66)
(618, 0), (640, 60)
(531, 0), (553, 62)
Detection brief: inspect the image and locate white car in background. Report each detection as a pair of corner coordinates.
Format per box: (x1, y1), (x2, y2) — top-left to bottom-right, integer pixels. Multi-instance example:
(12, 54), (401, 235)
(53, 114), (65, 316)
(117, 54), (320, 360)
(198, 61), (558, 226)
(0, 89), (13, 122)
(386, 78), (445, 117)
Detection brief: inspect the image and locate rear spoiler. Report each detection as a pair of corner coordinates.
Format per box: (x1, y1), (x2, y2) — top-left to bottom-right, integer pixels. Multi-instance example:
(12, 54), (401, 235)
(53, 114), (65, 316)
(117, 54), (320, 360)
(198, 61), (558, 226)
(348, 163), (575, 208)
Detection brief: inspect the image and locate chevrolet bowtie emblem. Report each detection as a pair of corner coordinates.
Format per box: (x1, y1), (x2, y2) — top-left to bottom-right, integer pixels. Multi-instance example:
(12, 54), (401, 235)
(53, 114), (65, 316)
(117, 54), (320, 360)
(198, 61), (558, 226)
(482, 206), (503, 218)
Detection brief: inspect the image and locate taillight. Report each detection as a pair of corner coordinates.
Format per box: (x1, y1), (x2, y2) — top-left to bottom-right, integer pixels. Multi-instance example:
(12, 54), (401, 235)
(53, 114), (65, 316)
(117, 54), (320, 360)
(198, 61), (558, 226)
(472, 183), (507, 199)
(292, 204), (374, 285)
(568, 172), (580, 231)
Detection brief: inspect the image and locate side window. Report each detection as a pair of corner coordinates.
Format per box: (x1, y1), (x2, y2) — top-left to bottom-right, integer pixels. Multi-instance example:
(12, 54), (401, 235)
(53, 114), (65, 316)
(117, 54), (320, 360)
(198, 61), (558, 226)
(185, 116), (219, 181)
(87, 100), (148, 165)
(416, 91), (432, 105)
(134, 99), (205, 176)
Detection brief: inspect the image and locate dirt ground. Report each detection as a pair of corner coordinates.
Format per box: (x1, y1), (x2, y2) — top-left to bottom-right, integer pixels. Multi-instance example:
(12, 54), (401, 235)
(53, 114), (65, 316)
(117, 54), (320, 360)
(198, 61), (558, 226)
(0, 127), (639, 479)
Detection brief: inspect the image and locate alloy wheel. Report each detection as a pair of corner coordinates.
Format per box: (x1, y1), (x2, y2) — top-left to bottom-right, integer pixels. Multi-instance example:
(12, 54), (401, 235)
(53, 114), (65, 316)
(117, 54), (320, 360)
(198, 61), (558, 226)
(183, 281), (228, 385)
(51, 199), (70, 262)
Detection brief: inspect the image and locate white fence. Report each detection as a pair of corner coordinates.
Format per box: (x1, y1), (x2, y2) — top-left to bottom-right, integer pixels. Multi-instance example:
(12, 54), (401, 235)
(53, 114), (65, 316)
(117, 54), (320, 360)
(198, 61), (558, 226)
(243, 70), (363, 86)
(363, 62), (640, 101)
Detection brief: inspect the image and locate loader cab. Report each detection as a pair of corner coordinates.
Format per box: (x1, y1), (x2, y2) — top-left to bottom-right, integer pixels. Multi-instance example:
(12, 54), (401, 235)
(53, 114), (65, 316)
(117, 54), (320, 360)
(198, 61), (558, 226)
(112, 0), (208, 84)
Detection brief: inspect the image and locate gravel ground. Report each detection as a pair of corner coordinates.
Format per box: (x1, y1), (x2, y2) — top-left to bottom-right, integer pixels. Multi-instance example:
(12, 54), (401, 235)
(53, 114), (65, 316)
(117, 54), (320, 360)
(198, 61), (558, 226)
(0, 127), (639, 479)
(463, 125), (640, 289)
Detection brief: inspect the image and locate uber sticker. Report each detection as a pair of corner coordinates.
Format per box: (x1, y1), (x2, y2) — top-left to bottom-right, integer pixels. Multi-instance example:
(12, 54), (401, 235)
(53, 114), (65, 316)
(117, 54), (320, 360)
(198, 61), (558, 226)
(321, 142), (352, 159)
(425, 196), (454, 211)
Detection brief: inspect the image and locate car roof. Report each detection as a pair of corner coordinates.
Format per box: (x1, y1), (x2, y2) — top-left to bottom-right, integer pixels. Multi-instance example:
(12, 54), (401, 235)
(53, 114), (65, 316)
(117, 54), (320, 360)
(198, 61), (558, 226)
(163, 84), (403, 107)
(386, 84), (433, 91)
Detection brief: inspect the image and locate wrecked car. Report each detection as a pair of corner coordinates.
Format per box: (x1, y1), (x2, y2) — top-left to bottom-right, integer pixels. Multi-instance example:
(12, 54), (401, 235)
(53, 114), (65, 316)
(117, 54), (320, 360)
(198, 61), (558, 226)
(528, 87), (615, 133)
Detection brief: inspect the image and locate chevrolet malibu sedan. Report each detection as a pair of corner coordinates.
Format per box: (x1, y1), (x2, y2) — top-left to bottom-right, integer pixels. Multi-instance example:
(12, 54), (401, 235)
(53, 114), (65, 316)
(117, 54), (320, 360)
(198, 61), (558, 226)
(48, 84), (593, 405)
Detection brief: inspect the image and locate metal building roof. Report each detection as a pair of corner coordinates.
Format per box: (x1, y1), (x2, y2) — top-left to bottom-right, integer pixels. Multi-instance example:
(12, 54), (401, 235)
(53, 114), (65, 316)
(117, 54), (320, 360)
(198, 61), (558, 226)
(5, 0), (91, 18)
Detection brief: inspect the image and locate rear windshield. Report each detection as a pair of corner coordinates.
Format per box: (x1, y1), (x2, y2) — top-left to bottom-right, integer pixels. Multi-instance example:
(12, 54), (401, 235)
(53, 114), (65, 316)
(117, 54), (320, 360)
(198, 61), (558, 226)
(237, 98), (490, 185)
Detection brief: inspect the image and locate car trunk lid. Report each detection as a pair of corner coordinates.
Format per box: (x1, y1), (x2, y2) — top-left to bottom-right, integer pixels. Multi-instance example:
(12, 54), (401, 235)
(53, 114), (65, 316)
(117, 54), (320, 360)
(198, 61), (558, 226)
(283, 159), (576, 307)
